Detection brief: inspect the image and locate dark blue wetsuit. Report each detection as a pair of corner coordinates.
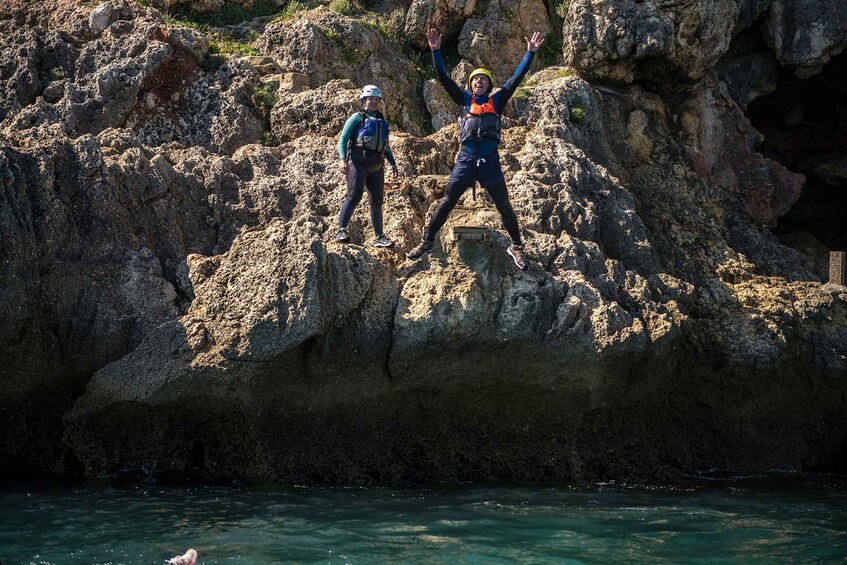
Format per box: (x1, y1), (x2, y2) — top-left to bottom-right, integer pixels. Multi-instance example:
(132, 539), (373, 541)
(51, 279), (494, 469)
(423, 48), (535, 244)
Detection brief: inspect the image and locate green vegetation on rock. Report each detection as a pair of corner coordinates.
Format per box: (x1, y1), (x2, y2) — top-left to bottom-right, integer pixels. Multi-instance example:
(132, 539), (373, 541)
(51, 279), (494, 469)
(172, 0), (280, 27)
(363, 8), (404, 41)
(513, 86), (529, 101)
(320, 26), (356, 63)
(252, 82), (279, 115)
(569, 103), (586, 125)
(538, 0), (571, 67)
(329, 0), (362, 16)
(261, 131), (279, 147)
(271, 0), (310, 22)
(210, 32), (260, 57)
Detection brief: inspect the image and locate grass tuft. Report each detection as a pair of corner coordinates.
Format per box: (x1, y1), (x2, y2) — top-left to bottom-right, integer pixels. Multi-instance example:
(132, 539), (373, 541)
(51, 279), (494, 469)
(512, 86), (529, 101)
(252, 82), (279, 114)
(272, 0), (311, 22)
(329, 0), (362, 16)
(261, 131), (279, 146)
(537, 0), (571, 68)
(172, 0), (279, 27)
(363, 8), (404, 40)
(569, 104), (586, 125)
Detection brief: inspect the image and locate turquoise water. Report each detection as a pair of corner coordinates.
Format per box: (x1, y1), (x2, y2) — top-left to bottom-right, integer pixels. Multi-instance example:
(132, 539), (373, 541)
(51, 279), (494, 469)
(1, 474), (846, 564)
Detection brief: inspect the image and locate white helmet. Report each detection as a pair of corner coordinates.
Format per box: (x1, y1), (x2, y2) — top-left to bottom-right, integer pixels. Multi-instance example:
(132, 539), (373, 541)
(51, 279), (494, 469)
(360, 84), (382, 100)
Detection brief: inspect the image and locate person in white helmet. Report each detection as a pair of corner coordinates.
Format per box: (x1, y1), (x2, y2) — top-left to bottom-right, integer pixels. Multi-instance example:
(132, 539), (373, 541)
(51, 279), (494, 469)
(335, 84), (399, 248)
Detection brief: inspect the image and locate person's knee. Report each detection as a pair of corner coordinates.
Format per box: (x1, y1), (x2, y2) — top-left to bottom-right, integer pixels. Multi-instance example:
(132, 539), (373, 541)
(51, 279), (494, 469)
(346, 190), (364, 205)
(443, 191), (463, 207)
(433, 197), (455, 216)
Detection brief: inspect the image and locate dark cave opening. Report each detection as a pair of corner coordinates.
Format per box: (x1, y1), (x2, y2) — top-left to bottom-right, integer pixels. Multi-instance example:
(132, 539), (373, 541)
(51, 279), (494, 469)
(743, 50), (847, 257)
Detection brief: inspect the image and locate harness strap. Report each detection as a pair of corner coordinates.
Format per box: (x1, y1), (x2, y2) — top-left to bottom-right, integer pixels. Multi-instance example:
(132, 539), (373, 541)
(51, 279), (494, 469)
(473, 157), (488, 201)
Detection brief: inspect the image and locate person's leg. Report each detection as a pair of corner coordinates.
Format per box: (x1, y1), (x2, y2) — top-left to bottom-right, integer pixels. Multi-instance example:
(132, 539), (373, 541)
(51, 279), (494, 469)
(364, 165), (385, 237)
(365, 164), (395, 247)
(479, 156), (527, 270)
(485, 179), (523, 245)
(424, 151), (476, 241)
(425, 180), (470, 241)
(338, 159), (367, 233)
(407, 180), (471, 259)
(407, 153), (474, 260)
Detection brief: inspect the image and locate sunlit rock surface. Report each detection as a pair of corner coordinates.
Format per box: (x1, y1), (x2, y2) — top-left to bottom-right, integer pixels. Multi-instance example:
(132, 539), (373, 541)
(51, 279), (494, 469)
(1, 0), (846, 483)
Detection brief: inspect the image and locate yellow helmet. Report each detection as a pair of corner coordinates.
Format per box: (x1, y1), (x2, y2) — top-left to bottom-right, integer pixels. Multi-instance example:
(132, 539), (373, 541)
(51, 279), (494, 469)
(467, 68), (494, 93)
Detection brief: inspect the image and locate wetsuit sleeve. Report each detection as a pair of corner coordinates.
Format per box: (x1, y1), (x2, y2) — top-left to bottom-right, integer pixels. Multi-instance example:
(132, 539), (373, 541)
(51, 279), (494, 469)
(338, 113), (364, 160)
(494, 50), (535, 113)
(384, 146), (396, 168)
(433, 49), (470, 106)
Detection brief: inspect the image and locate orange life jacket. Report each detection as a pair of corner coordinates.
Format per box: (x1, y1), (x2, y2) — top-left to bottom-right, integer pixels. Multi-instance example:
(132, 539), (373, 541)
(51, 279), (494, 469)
(459, 97), (501, 145)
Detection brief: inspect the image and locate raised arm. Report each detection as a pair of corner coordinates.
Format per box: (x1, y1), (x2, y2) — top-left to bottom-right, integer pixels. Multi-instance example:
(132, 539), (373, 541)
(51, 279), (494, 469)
(427, 28), (468, 106)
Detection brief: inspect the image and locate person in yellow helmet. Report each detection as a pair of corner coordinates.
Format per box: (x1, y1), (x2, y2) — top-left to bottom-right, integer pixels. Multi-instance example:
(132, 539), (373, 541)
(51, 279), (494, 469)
(406, 29), (545, 270)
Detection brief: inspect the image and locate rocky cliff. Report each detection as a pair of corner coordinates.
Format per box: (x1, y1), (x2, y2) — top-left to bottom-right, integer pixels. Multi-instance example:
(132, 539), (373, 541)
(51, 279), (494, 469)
(1, 0), (846, 483)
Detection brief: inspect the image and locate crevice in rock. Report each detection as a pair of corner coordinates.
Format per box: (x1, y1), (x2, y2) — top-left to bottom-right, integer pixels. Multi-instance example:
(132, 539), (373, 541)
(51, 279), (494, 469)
(301, 336), (317, 378)
(743, 51), (847, 260)
(383, 280), (400, 382)
(541, 283), (568, 339)
(189, 439), (207, 472)
(141, 190), (171, 207)
(159, 256), (194, 315)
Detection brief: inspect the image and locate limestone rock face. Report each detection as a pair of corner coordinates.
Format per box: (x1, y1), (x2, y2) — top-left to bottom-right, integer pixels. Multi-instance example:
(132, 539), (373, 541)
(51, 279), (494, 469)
(0, 130), (218, 475)
(423, 61), (476, 132)
(62, 69), (847, 483)
(0, 6), (260, 154)
(714, 26), (781, 108)
(140, 0), (287, 14)
(563, 0), (740, 85)
(1, 8), (172, 137)
(127, 57), (264, 155)
(270, 79), (360, 143)
(457, 0), (550, 82)
(405, 0), (478, 48)
(564, 0), (847, 87)
(763, 0), (847, 74)
(2, 0), (847, 483)
(423, 78), (455, 131)
(88, 3), (113, 37)
(259, 7), (426, 135)
(673, 77), (805, 225)
(6, 0), (97, 38)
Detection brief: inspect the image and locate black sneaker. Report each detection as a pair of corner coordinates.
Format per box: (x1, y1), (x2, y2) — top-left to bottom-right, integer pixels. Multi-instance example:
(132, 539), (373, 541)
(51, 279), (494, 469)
(406, 239), (435, 260)
(507, 244), (528, 271)
(373, 234), (395, 248)
(335, 228), (350, 243)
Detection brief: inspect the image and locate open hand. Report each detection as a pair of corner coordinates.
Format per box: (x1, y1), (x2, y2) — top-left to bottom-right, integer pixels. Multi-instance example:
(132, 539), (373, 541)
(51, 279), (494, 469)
(339, 159), (348, 175)
(426, 28), (442, 51)
(525, 31), (545, 53)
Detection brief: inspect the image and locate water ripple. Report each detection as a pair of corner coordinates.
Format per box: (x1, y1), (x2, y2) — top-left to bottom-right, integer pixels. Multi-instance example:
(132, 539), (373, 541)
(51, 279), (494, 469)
(1, 474), (845, 564)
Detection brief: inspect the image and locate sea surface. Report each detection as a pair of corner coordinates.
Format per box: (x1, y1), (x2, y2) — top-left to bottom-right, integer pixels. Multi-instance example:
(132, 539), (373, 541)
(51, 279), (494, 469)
(1, 473), (845, 564)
